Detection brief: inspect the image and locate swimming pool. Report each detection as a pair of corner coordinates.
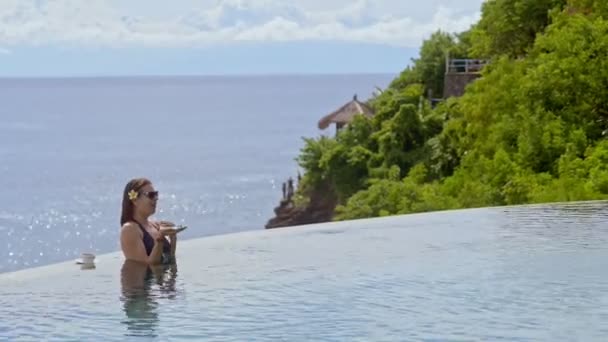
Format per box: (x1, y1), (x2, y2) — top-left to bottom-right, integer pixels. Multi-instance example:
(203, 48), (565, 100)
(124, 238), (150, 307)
(2, 202), (608, 341)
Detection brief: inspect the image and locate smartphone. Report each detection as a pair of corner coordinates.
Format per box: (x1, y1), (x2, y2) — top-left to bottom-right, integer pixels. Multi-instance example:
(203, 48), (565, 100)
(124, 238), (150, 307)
(174, 225), (188, 233)
(160, 225), (188, 234)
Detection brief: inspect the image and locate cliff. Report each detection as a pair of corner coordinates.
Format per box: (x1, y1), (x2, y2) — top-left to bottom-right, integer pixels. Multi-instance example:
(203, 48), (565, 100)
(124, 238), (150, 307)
(265, 182), (337, 229)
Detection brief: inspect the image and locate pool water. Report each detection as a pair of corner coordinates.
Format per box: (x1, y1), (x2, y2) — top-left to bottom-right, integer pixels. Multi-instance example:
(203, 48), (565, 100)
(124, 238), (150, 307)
(2, 202), (608, 341)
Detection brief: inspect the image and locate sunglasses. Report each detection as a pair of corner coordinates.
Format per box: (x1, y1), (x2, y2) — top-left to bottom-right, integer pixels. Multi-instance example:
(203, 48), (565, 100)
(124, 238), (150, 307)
(141, 191), (159, 200)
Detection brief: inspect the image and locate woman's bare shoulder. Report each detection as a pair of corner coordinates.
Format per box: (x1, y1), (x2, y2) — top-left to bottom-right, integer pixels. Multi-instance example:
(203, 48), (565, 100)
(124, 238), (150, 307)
(121, 222), (141, 235)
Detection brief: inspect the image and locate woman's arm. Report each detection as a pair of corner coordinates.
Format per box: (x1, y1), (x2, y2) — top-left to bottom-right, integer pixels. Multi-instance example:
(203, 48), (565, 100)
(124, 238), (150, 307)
(154, 220), (178, 259)
(148, 235), (165, 265)
(120, 223), (164, 265)
(169, 234), (177, 258)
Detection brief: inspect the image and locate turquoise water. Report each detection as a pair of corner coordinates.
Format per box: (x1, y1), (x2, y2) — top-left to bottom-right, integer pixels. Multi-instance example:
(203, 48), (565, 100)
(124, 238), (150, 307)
(2, 202), (608, 341)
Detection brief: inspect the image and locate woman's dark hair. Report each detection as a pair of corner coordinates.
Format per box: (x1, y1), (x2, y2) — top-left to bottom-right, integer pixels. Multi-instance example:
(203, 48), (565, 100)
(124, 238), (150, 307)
(120, 178), (152, 225)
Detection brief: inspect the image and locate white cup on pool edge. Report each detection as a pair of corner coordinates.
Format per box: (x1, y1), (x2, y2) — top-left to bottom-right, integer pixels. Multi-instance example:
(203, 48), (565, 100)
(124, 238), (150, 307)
(79, 253), (95, 265)
(80, 263), (96, 270)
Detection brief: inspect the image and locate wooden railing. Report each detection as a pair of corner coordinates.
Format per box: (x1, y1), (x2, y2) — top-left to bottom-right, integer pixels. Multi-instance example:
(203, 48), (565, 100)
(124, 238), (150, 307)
(446, 59), (489, 74)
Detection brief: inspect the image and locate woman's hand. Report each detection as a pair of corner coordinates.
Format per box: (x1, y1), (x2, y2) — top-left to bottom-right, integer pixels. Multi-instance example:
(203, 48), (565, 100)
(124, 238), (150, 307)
(156, 221), (179, 259)
(159, 227), (178, 237)
(152, 221), (176, 235)
(158, 220), (176, 228)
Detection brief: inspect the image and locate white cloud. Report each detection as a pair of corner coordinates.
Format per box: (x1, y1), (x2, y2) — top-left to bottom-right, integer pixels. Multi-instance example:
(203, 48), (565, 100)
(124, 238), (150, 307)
(0, 47), (11, 54)
(0, 0), (483, 48)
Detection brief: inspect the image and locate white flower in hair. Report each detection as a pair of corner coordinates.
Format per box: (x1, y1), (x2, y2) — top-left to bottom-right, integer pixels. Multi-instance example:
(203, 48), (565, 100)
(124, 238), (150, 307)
(128, 190), (138, 200)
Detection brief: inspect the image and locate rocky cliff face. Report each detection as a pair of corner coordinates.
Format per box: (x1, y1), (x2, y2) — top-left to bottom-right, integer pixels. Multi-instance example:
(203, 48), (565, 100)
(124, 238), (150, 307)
(265, 182), (337, 229)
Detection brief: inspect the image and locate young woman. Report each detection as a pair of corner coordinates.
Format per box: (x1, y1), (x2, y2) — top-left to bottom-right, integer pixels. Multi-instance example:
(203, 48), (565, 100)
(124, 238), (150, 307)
(120, 178), (177, 264)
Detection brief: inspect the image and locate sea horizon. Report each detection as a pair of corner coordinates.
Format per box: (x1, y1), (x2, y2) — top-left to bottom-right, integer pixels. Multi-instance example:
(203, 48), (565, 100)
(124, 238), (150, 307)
(0, 71), (398, 81)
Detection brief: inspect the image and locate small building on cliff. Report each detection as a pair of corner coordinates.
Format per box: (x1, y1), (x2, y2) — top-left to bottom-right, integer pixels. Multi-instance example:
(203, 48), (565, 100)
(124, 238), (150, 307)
(317, 94), (375, 135)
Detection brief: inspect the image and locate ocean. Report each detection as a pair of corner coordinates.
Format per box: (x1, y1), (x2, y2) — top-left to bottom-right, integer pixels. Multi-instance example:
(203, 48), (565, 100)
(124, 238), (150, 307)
(0, 74), (395, 273)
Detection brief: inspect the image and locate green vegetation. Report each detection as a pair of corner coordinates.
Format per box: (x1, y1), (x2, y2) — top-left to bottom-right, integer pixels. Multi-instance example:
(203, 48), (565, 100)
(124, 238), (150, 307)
(295, 0), (608, 221)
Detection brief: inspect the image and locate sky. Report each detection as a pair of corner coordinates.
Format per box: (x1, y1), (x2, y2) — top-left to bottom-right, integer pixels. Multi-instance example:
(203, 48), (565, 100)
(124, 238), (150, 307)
(0, 0), (485, 77)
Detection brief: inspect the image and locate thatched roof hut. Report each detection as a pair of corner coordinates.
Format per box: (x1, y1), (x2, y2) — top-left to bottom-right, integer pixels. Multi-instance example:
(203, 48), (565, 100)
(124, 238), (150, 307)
(317, 94), (374, 131)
